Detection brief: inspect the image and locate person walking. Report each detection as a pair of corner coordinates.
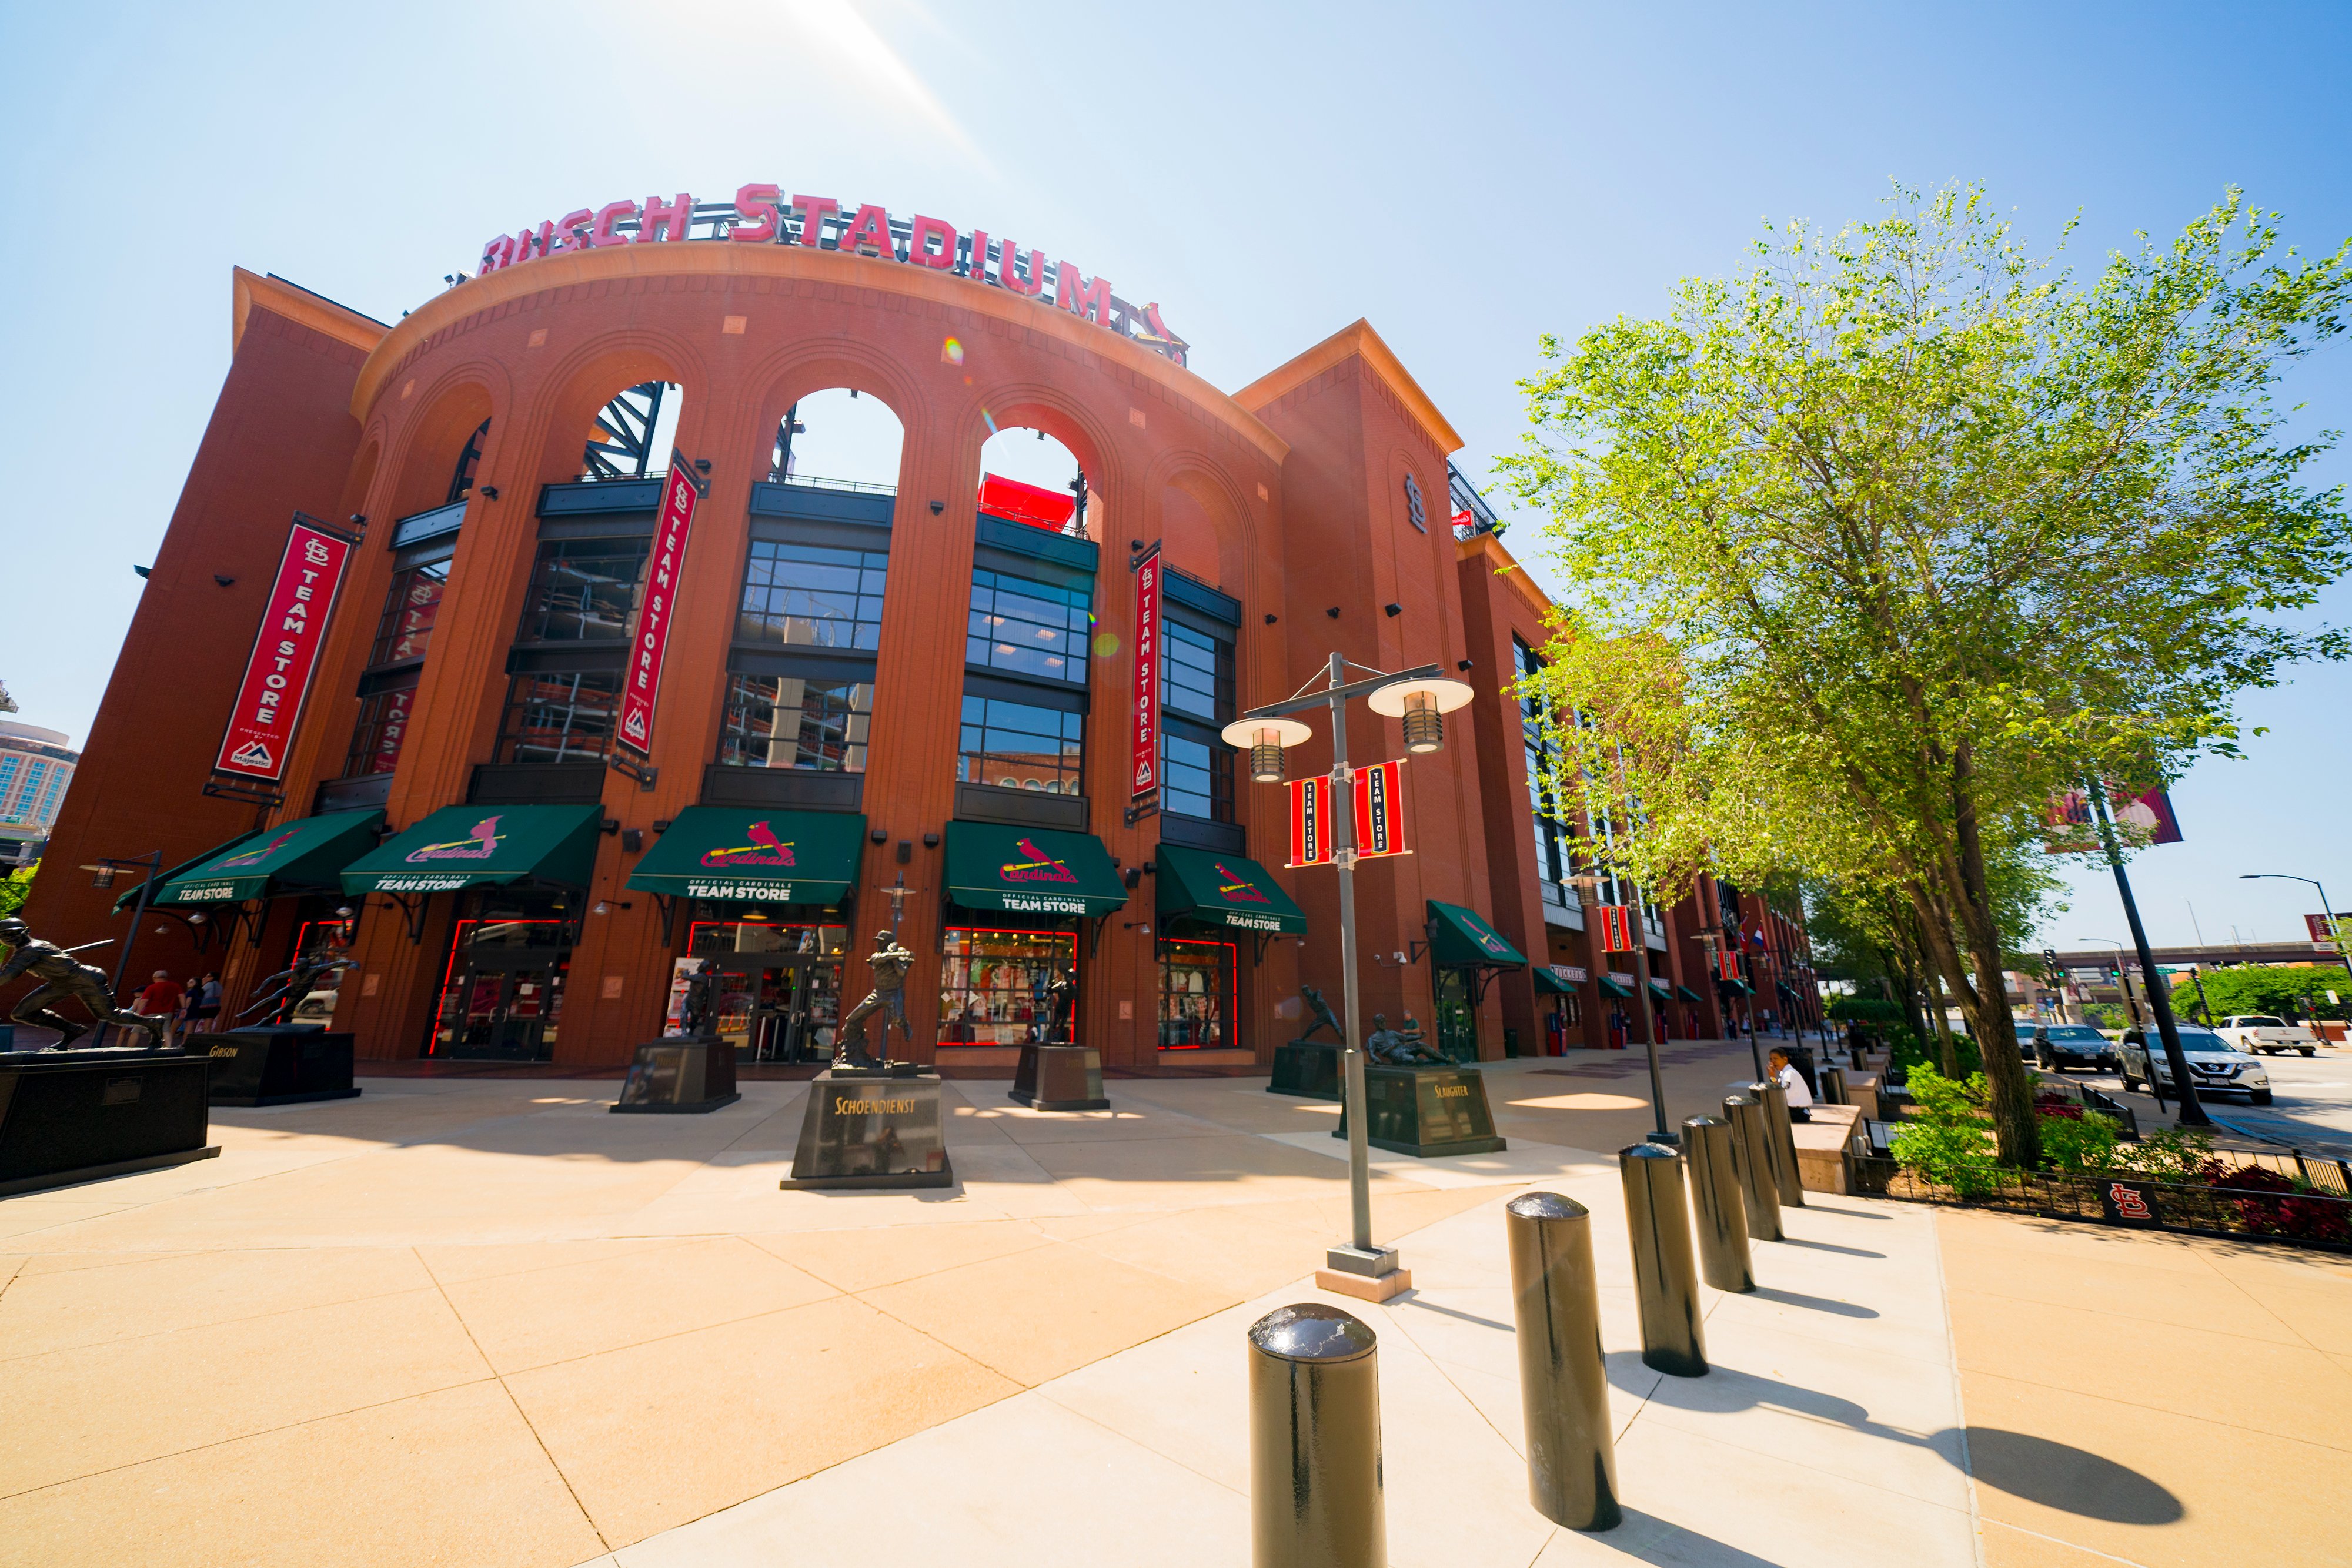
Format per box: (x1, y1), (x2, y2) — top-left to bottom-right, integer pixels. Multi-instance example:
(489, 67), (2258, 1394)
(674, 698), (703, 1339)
(187, 972), (222, 1034)
(132, 970), (185, 1049)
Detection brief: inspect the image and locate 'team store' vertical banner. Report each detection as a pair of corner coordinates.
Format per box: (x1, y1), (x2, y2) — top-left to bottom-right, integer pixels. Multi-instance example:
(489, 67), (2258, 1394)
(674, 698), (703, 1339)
(212, 514), (356, 796)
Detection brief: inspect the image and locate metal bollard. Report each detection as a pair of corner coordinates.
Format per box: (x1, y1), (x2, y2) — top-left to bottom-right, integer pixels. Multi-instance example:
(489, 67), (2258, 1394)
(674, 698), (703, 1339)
(1722, 1094), (1785, 1242)
(1680, 1116), (1755, 1293)
(1504, 1192), (1622, 1532)
(1248, 1303), (1387, 1567)
(1756, 1081), (1808, 1207)
(1618, 1143), (1708, 1377)
(1822, 1065), (1849, 1106)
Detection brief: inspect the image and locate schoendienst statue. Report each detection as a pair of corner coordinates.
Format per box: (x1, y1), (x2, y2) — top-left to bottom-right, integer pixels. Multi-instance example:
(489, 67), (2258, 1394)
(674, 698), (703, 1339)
(834, 930), (915, 1069)
(0, 917), (164, 1050)
(1297, 984), (1346, 1043)
(1045, 967), (1077, 1045)
(234, 954), (357, 1027)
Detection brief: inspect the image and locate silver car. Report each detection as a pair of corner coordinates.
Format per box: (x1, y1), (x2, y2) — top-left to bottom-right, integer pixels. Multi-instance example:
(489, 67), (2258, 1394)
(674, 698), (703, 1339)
(2119, 1027), (2272, 1105)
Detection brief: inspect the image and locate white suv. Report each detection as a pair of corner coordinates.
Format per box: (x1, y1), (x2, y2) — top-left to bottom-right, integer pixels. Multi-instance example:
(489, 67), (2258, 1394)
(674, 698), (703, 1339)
(2119, 1027), (2272, 1105)
(2213, 1015), (2317, 1057)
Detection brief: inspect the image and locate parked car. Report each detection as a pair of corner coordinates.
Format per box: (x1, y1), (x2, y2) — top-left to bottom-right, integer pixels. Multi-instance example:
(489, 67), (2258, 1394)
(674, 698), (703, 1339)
(2211, 1015), (2318, 1057)
(2023, 1023), (2117, 1072)
(2119, 1027), (2272, 1105)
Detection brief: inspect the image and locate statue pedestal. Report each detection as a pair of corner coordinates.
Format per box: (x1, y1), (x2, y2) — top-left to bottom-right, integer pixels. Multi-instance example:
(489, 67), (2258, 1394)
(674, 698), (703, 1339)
(1268, 1039), (1342, 1099)
(202, 1026), (360, 1107)
(1334, 1064), (1507, 1157)
(1010, 1044), (1108, 1111)
(781, 1066), (953, 1189)
(611, 1038), (740, 1114)
(0, 1048), (220, 1196)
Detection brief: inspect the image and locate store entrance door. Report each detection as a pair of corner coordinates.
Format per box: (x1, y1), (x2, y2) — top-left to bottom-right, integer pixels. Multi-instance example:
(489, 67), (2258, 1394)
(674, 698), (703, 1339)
(440, 947), (570, 1060)
(1432, 968), (1478, 1064)
(706, 956), (843, 1063)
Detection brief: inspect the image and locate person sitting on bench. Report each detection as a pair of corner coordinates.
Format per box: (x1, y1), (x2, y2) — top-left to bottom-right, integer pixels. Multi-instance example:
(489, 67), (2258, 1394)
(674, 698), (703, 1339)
(1769, 1047), (1814, 1122)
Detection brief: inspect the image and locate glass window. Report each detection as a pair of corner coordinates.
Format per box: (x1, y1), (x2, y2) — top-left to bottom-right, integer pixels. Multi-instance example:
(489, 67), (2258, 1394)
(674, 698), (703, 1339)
(958, 696), (1083, 794)
(718, 673), (873, 772)
(1162, 726), (1234, 822)
(939, 928), (1075, 1045)
(515, 537), (649, 643)
(1517, 637), (1577, 911)
(370, 557), (450, 667)
(736, 540), (887, 651)
(1165, 619), (1232, 723)
(968, 568), (1091, 685)
(497, 671), (620, 763)
(343, 682), (418, 777)
(1158, 938), (1237, 1049)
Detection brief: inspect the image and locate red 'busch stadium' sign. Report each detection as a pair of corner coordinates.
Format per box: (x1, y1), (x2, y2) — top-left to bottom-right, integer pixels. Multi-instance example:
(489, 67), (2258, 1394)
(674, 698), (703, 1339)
(213, 518), (353, 783)
(617, 459), (701, 759)
(467, 187), (1188, 365)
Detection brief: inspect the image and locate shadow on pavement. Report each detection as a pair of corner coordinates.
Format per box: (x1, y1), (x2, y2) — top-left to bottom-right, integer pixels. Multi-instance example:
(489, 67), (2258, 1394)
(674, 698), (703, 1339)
(1965, 1427), (2186, 1523)
(1771, 1235), (1885, 1258)
(1746, 1284), (1877, 1318)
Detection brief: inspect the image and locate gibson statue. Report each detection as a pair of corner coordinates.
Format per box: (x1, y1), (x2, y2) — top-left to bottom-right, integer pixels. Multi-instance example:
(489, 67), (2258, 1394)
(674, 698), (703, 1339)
(0, 917), (165, 1050)
(1295, 984), (1346, 1044)
(234, 954), (356, 1027)
(833, 930), (915, 1069)
(1366, 1011), (1446, 1066)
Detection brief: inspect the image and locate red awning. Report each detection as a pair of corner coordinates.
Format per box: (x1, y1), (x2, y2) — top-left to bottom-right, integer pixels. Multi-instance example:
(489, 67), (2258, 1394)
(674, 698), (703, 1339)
(978, 472), (1075, 532)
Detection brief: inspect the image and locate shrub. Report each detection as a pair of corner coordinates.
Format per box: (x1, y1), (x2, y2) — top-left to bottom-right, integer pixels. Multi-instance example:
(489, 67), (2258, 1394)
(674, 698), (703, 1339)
(2127, 1126), (2219, 1184)
(2036, 1106), (2124, 1174)
(2202, 1164), (2352, 1243)
(1889, 1066), (2004, 1197)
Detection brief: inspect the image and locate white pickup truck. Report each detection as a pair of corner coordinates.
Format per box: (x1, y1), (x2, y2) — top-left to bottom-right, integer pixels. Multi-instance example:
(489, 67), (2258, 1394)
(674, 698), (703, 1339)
(2213, 1015), (2317, 1057)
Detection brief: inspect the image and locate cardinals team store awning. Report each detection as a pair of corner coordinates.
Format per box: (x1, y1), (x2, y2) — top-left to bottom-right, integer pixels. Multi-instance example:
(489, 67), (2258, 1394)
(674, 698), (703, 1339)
(1532, 966), (1577, 995)
(625, 808), (867, 904)
(340, 804), (603, 895)
(1154, 844), (1307, 935)
(153, 808), (385, 905)
(1426, 900), (1528, 968)
(942, 821), (1127, 918)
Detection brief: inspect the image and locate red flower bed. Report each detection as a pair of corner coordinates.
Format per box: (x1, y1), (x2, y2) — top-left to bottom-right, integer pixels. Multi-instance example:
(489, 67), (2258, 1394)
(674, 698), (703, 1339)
(2203, 1164), (2352, 1243)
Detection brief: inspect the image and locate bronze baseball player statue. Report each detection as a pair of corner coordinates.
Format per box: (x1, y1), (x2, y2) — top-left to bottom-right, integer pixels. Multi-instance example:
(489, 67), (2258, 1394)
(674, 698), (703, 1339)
(833, 930), (915, 1069)
(234, 954), (356, 1027)
(0, 918), (165, 1050)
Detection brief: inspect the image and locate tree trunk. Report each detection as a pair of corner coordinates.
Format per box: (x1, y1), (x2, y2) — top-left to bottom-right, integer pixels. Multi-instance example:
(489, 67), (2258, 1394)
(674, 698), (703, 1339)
(1939, 744), (2040, 1166)
(1930, 974), (1959, 1077)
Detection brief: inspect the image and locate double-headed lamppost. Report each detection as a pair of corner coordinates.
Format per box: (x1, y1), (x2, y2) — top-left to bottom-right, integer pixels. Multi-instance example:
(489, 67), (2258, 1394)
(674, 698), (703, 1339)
(1225, 654), (1474, 1295)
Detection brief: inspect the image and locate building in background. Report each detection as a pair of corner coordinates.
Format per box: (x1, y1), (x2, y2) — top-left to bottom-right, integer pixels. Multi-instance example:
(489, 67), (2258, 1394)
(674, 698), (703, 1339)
(0, 719), (77, 868)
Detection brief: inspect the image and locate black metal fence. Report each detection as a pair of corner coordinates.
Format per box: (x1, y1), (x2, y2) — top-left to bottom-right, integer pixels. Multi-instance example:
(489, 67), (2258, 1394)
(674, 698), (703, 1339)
(1845, 1151), (2352, 1249)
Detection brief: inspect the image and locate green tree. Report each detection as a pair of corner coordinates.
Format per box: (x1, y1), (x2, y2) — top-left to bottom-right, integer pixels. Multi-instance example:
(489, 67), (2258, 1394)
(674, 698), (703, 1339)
(2171, 964), (2350, 1024)
(1505, 184), (2352, 1165)
(0, 862), (34, 923)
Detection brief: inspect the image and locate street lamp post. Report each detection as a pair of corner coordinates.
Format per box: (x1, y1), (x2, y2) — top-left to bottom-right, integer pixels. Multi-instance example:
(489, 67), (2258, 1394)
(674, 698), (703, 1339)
(2087, 786), (2207, 1127)
(2080, 935), (2170, 1115)
(2240, 873), (2352, 988)
(82, 852), (164, 998)
(1226, 654), (1475, 1291)
(1571, 862), (1674, 1146)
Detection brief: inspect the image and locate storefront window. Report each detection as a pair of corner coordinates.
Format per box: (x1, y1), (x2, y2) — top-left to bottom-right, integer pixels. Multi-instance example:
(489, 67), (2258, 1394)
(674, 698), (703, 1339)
(737, 540), (887, 650)
(939, 928), (1074, 1045)
(718, 673), (873, 771)
(681, 920), (848, 1063)
(497, 671), (620, 763)
(1161, 730), (1233, 823)
(1518, 637), (1576, 914)
(429, 895), (574, 1059)
(967, 569), (1091, 684)
(343, 681), (417, 777)
(515, 537), (649, 643)
(1158, 938), (1236, 1049)
(370, 557), (451, 667)
(957, 696), (1083, 794)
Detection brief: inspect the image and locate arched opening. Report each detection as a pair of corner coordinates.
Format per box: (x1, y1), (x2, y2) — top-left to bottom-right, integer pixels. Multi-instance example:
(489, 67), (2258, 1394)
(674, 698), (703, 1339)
(766, 387), (905, 492)
(579, 382), (683, 481)
(975, 425), (1087, 539)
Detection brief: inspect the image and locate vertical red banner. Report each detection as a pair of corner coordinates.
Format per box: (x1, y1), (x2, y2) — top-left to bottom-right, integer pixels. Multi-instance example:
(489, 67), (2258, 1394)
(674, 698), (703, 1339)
(1718, 948), (1741, 981)
(1131, 544), (1162, 804)
(1286, 777), (1334, 868)
(1597, 904), (1633, 953)
(617, 457), (701, 758)
(1351, 759), (1409, 860)
(213, 519), (355, 782)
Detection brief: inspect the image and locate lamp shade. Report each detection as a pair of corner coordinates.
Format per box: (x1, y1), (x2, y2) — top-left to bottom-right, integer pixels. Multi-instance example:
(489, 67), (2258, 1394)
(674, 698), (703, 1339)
(1218, 716), (1315, 750)
(1365, 676), (1476, 717)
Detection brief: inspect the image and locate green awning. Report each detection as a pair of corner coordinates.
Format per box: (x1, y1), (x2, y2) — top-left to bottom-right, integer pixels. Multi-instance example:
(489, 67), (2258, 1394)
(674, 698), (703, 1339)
(1675, 984), (1705, 1004)
(1596, 975), (1636, 999)
(1533, 967), (1576, 995)
(341, 804), (602, 895)
(943, 821), (1127, 917)
(1648, 977), (1672, 998)
(112, 831), (269, 913)
(156, 809), (385, 904)
(1718, 977), (1753, 995)
(1427, 900), (1527, 967)
(626, 807), (866, 904)
(1155, 844), (1306, 935)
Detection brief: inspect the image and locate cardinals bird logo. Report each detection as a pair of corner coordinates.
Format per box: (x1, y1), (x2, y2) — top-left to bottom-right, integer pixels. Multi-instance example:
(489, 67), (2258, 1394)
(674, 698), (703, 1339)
(1214, 863), (1270, 904)
(1000, 838), (1078, 884)
(217, 828), (300, 870)
(407, 815), (505, 863)
(701, 820), (797, 869)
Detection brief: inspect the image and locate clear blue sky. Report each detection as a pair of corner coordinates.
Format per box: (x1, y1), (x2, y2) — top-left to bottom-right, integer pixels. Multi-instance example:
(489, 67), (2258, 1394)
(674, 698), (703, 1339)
(3, 0), (2347, 948)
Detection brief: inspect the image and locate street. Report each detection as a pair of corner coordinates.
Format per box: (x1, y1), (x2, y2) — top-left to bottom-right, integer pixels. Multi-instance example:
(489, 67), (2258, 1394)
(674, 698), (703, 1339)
(2053, 1042), (2352, 1158)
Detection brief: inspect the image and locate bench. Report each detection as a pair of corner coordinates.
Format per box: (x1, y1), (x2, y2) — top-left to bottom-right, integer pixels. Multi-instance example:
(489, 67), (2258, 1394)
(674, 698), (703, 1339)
(1790, 1102), (1862, 1194)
